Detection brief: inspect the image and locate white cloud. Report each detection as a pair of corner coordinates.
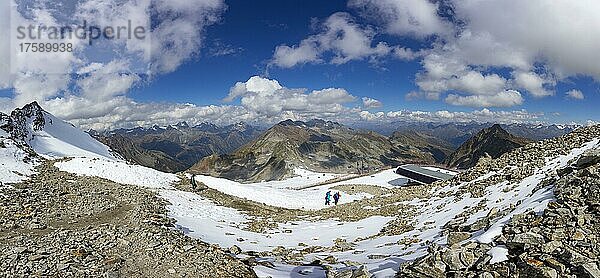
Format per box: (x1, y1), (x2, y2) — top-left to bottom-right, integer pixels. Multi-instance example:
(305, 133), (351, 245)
(359, 110), (384, 121)
(445, 90), (524, 108)
(224, 76), (356, 118)
(283, 0), (600, 109)
(513, 71), (554, 98)
(271, 12), (404, 68)
(454, 0), (600, 80)
(272, 40), (322, 68)
(565, 89), (584, 100)
(362, 97), (382, 108)
(409, 0), (600, 105)
(349, 0), (451, 38)
(225, 76), (283, 102)
(0, 0), (227, 126)
(310, 88), (356, 104)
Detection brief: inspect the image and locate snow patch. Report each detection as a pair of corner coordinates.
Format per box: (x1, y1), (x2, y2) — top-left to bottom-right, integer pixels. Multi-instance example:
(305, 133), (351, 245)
(0, 139), (37, 184)
(195, 172), (370, 210)
(488, 245), (509, 264)
(56, 157), (178, 189)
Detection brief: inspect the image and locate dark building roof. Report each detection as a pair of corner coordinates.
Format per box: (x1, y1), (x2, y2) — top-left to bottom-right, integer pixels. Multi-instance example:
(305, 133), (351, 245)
(396, 164), (455, 185)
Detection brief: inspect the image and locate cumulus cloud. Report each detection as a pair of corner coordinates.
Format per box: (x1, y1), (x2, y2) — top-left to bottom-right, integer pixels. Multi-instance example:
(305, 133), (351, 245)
(349, 0), (451, 38)
(362, 97), (382, 109)
(271, 12), (409, 68)
(410, 0), (600, 106)
(359, 110), (385, 121)
(513, 71), (554, 98)
(224, 76), (356, 118)
(565, 89), (584, 100)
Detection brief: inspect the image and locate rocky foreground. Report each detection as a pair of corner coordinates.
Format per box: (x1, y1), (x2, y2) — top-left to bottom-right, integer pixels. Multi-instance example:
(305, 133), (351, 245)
(397, 126), (600, 278)
(0, 162), (256, 277)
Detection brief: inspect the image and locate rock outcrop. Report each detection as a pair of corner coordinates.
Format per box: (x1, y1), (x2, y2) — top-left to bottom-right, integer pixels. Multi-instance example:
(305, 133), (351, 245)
(0, 102), (47, 142)
(445, 124), (533, 169)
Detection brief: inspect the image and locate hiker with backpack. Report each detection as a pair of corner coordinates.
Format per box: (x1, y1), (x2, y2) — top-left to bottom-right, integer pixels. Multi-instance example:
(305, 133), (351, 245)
(325, 191), (332, 205)
(333, 192), (341, 205)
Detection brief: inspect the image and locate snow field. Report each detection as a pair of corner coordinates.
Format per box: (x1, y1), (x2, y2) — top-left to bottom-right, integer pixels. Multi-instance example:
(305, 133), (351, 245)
(30, 113), (117, 160)
(56, 157), (178, 189)
(195, 170), (374, 210)
(0, 138), (37, 184)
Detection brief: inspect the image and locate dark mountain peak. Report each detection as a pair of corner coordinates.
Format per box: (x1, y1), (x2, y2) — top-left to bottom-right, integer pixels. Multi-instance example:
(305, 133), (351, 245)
(3, 101), (50, 141)
(446, 125), (532, 169)
(483, 124), (509, 136)
(277, 119), (306, 127)
(490, 123), (503, 129)
(15, 101), (43, 113)
(306, 119), (326, 126)
(192, 119), (452, 182)
(11, 101), (45, 121)
(97, 120), (262, 173)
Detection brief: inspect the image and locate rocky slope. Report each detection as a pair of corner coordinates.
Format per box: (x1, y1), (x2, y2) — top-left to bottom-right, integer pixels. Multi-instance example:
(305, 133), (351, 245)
(397, 125), (600, 278)
(445, 124), (533, 169)
(92, 122), (262, 173)
(190, 119), (450, 182)
(0, 161), (256, 277)
(1, 102), (116, 160)
(93, 134), (186, 173)
(390, 130), (455, 163)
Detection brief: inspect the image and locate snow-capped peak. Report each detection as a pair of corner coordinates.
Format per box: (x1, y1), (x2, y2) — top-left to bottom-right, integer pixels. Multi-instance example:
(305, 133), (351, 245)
(0, 102), (117, 160)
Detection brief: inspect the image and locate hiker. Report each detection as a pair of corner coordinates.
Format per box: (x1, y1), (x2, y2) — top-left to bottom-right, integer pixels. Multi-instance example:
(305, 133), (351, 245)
(191, 174), (197, 190)
(325, 191), (332, 205)
(333, 192), (341, 205)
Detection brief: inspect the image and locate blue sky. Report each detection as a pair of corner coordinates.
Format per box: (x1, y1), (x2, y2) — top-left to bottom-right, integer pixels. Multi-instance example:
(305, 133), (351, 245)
(132, 0), (598, 124)
(1, 0), (598, 129)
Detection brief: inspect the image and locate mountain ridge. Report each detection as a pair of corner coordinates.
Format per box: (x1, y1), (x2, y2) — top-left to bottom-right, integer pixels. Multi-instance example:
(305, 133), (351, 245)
(445, 124), (533, 169)
(92, 121), (263, 173)
(190, 119), (454, 182)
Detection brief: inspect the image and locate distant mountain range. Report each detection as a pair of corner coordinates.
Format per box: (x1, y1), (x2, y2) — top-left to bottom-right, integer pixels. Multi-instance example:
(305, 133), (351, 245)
(389, 122), (576, 147)
(445, 124), (533, 169)
(90, 117), (578, 176)
(90, 122), (263, 173)
(189, 119), (455, 182)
